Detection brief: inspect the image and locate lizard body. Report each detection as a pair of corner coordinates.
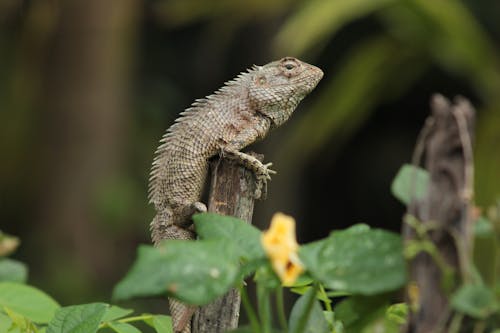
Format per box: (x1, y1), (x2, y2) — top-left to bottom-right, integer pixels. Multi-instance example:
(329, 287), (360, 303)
(148, 57), (323, 332)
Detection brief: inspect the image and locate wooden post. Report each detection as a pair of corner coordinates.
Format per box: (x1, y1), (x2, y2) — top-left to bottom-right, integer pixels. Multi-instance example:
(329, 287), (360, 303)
(191, 153), (262, 333)
(404, 95), (475, 332)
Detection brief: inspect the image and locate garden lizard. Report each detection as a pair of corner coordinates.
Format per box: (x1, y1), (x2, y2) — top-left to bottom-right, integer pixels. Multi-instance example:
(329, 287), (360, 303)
(149, 57), (323, 332)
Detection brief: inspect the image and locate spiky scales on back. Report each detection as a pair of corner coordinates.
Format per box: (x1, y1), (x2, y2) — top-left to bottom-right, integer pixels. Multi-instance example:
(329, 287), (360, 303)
(148, 69), (252, 212)
(148, 57), (323, 333)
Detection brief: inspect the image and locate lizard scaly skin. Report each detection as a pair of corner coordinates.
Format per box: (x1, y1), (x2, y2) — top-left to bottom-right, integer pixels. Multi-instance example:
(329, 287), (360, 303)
(149, 57), (323, 332)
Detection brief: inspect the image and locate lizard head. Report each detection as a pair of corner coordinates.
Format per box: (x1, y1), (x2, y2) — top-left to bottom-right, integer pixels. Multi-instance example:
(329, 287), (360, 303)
(248, 57), (323, 127)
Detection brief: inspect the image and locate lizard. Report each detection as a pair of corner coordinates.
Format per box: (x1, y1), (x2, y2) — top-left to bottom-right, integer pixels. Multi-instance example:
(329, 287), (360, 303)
(148, 57), (323, 333)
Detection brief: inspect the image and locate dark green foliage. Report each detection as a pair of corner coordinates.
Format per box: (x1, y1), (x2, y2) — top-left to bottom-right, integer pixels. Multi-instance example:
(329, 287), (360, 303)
(0, 258), (28, 283)
(47, 303), (108, 333)
(113, 241), (240, 305)
(288, 287), (329, 333)
(300, 224), (407, 295)
(391, 164), (429, 205)
(193, 213), (265, 260)
(451, 284), (499, 319)
(0, 282), (60, 323)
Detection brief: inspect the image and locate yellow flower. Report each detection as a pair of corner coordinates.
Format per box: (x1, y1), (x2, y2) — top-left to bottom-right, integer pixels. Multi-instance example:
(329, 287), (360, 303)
(261, 213), (304, 286)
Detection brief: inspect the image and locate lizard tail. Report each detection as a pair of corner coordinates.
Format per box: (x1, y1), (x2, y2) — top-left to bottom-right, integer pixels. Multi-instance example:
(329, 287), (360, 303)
(150, 207), (197, 332)
(151, 207), (196, 244)
(170, 299), (196, 333)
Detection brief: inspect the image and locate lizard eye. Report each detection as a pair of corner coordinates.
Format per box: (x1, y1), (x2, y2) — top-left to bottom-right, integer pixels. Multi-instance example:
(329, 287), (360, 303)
(281, 58), (300, 76)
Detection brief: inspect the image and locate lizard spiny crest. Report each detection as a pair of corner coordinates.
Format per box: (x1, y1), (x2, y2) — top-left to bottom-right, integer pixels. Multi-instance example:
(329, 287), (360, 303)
(148, 57), (323, 333)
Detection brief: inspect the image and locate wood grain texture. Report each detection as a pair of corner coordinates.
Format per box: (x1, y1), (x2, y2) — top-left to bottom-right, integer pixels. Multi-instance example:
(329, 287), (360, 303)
(191, 153), (263, 333)
(404, 95), (475, 333)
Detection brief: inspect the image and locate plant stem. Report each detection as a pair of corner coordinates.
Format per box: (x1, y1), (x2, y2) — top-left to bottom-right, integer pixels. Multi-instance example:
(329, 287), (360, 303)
(473, 320), (486, 333)
(257, 283), (272, 333)
(98, 314), (154, 329)
(318, 283), (332, 312)
(118, 314), (154, 323)
(276, 286), (288, 331)
(240, 284), (261, 333)
(448, 313), (463, 333)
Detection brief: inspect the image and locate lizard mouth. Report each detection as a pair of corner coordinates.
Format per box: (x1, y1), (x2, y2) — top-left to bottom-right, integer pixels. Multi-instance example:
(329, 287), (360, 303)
(297, 64), (323, 95)
(306, 64), (324, 87)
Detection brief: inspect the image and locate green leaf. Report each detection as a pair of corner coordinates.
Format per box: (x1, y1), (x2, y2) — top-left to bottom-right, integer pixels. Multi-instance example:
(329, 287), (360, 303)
(288, 274), (314, 288)
(0, 258), (28, 283)
(451, 284), (498, 319)
(323, 311), (335, 327)
(409, 0), (500, 97)
(253, 263), (281, 289)
(391, 164), (429, 205)
(473, 216), (494, 236)
(3, 307), (29, 330)
(334, 295), (388, 331)
(101, 305), (133, 322)
(300, 225), (406, 295)
(473, 215), (498, 287)
(274, 0), (396, 55)
(113, 241), (239, 305)
(6, 313), (40, 333)
(3, 306), (31, 332)
(0, 312), (12, 332)
(290, 286), (331, 303)
(0, 282), (60, 323)
(290, 285), (309, 295)
(152, 315), (173, 333)
(238, 258), (268, 280)
(46, 303), (107, 333)
(140, 313), (155, 328)
(322, 311), (345, 333)
(385, 303), (408, 325)
(325, 291), (352, 298)
(289, 286), (329, 333)
(193, 213), (265, 260)
(108, 322), (141, 333)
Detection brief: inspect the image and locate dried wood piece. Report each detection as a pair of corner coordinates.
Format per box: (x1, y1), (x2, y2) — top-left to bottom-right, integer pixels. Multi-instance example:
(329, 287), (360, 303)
(404, 94), (475, 333)
(191, 153), (263, 333)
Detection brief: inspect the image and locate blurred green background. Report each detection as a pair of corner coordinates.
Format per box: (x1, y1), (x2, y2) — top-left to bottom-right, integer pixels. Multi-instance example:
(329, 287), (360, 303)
(0, 0), (499, 307)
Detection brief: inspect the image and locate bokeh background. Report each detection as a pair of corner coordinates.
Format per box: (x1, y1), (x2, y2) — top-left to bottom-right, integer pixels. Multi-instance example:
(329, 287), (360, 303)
(1, 0), (499, 309)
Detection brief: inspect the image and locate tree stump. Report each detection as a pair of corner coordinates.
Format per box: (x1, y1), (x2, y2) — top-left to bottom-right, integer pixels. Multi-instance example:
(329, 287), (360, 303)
(404, 94), (475, 332)
(191, 153), (263, 333)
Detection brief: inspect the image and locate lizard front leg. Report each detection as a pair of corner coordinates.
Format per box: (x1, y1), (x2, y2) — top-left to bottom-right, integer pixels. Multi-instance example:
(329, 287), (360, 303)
(220, 148), (276, 200)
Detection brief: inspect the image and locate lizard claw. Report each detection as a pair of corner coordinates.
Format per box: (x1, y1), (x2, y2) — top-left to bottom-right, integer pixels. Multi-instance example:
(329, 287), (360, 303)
(263, 162), (277, 175)
(254, 177), (268, 200)
(256, 162), (276, 181)
(253, 162), (275, 199)
(220, 149), (275, 198)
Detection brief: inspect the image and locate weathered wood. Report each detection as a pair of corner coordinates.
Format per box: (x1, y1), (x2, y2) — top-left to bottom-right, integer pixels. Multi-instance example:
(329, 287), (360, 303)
(191, 154), (262, 333)
(404, 95), (475, 333)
